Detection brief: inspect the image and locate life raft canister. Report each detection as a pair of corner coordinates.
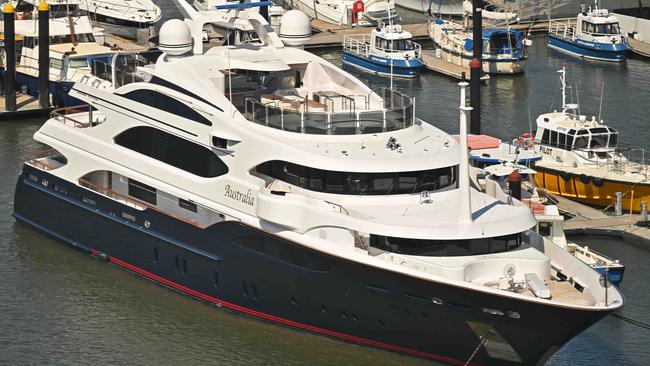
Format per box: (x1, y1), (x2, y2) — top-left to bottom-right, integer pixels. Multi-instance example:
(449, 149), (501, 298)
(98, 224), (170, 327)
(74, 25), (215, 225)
(351, 0), (364, 24)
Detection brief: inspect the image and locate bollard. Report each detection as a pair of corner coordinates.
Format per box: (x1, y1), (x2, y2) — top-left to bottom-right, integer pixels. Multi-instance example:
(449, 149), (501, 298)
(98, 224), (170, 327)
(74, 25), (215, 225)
(508, 170), (522, 201)
(642, 201), (648, 225)
(615, 192), (623, 216)
(3, 3), (16, 112)
(38, 1), (50, 109)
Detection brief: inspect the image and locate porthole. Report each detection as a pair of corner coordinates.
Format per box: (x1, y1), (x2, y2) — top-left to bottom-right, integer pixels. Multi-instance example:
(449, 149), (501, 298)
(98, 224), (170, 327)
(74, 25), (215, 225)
(144, 220), (151, 228)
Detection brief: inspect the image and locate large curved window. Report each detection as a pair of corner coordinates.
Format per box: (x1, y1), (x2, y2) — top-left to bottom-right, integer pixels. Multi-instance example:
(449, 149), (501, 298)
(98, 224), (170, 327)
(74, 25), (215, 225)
(370, 233), (522, 256)
(256, 160), (457, 195)
(119, 89), (212, 126)
(115, 126), (228, 178)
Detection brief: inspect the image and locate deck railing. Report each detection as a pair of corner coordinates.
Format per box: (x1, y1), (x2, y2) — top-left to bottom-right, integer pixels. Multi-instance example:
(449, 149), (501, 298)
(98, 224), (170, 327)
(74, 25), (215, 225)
(549, 20), (575, 41)
(244, 88), (414, 135)
(25, 149), (66, 171)
(51, 104), (104, 128)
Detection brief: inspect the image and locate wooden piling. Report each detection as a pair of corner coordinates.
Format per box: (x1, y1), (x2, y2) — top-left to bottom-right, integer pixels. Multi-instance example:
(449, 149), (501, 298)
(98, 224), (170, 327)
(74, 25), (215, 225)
(3, 3), (16, 112)
(38, 1), (50, 109)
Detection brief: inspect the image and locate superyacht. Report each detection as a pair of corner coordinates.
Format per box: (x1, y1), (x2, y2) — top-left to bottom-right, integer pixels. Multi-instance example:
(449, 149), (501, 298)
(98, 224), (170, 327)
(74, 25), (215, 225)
(13, 2), (623, 365)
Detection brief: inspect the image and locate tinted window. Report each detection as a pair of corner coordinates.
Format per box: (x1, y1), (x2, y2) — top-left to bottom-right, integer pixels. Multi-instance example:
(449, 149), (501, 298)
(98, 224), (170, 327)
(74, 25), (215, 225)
(550, 130), (558, 147)
(128, 178), (156, 205)
(115, 126), (228, 178)
(256, 160), (457, 195)
(370, 233), (522, 256)
(540, 129), (550, 145)
(120, 89), (212, 126)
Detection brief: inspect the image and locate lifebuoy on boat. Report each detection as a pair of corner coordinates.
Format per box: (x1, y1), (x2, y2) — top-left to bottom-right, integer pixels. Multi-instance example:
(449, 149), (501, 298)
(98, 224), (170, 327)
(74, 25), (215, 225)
(351, 0), (364, 24)
(517, 131), (534, 149)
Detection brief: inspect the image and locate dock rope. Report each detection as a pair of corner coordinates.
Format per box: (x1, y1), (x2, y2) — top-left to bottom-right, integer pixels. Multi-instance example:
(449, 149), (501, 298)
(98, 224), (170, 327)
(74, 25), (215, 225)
(464, 336), (487, 366)
(612, 312), (650, 330)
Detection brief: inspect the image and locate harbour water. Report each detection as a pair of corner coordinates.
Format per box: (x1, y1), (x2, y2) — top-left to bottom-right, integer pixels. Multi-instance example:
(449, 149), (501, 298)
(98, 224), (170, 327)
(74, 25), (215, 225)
(1, 29), (649, 366)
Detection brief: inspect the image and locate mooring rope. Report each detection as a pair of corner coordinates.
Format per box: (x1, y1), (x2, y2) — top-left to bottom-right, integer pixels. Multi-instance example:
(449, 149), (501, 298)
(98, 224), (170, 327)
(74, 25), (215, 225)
(612, 313), (650, 330)
(464, 336), (487, 366)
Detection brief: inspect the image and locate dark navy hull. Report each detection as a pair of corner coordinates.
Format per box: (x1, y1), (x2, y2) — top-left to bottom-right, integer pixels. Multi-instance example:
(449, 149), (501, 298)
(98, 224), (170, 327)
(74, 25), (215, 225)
(13, 165), (613, 366)
(15, 72), (83, 108)
(547, 34), (629, 61)
(341, 52), (423, 78)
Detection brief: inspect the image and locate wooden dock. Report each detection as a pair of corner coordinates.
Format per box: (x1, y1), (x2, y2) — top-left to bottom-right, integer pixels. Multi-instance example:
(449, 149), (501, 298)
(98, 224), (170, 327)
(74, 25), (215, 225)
(551, 193), (650, 245)
(420, 49), (490, 81)
(0, 93), (51, 121)
(628, 38), (650, 58)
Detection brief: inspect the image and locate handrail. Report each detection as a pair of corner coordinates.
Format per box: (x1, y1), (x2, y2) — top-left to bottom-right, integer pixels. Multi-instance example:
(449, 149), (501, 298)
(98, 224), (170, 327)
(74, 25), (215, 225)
(51, 104), (100, 128)
(78, 178), (208, 229)
(25, 148), (63, 171)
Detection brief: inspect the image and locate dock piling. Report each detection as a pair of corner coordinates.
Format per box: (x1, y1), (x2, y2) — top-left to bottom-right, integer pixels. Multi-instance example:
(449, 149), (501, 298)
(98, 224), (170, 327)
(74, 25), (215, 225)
(3, 3), (16, 112)
(38, 1), (50, 109)
(641, 201), (648, 225)
(470, 0), (482, 135)
(615, 192), (623, 216)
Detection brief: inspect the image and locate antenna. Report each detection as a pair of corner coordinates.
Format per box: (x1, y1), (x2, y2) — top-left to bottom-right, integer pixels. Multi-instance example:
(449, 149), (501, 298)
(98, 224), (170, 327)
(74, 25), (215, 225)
(575, 81), (580, 116)
(598, 81), (605, 121)
(388, 2), (394, 91)
(560, 64), (567, 112)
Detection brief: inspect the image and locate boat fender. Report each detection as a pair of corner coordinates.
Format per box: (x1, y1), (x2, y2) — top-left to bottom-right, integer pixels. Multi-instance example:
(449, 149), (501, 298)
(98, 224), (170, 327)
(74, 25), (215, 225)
(578, 174), (591, 185)
(560, 172), (570, 181)
(592, 178), (604, 187)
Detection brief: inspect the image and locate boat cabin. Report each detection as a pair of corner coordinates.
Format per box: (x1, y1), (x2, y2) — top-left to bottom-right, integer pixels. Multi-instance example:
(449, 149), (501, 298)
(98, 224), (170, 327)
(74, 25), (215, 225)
(535, 114), (619, 153)
(575, 4), (625, 44)
(369, 24), (420, 60)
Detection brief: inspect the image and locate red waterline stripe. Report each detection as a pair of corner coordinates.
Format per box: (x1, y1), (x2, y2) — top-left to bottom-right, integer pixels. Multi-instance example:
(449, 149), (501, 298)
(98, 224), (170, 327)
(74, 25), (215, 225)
(105, 254), (476, 366)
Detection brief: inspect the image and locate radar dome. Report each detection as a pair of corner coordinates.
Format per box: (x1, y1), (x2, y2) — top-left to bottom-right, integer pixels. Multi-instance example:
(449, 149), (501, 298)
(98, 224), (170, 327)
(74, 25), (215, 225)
(159, 19), (192, 56)
(279, 10), (311, 47)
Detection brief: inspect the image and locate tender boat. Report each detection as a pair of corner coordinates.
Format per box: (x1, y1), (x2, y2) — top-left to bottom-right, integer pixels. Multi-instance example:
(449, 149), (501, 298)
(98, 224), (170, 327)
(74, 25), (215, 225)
(428, 18), (527, 74)
(342, 23), (424, 78)
(0, 15), (116, 107)
(452, 134), (542, 168)
(547, 1), (629, 62)
(12, 1), (623, 365)
(481, 163), (625, 286)
(532, 65), (650, 212)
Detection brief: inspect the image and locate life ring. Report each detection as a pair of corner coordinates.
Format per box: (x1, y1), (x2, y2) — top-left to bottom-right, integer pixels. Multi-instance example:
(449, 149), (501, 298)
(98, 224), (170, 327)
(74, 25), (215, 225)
(517, 131), (534, 149)
(578, 174), (591, 185)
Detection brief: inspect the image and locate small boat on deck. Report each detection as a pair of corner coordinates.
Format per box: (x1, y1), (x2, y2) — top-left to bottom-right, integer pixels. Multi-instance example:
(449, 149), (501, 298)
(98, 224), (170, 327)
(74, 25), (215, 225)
(342, 24), (424, 78)
(547, 1), (629, 61)
(428, 18), (527, 74)
(480, 163), (625, 286)
(453, 134), (542, 168)
(531, 65), (650, 213)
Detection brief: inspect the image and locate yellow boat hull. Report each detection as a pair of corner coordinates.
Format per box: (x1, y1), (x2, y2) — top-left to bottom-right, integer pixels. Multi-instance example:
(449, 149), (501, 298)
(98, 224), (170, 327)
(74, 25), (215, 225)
(534, 167), (650, 212)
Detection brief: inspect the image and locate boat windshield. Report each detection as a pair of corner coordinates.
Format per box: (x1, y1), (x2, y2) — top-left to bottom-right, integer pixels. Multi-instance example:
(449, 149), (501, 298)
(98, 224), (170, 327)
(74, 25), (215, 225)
(582, 21), (620, 35)
(376, 37), (415, 51)
(69, 58), (89, 68)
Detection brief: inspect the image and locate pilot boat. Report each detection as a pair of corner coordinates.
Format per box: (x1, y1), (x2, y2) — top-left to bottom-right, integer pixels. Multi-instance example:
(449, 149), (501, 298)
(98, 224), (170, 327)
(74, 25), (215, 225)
(342, 23), (424, 78)
(531, 65), (650, 212)
(428, 18), (527, 74)
(13, 2), (623, 365)
(547, 1), (629, 61)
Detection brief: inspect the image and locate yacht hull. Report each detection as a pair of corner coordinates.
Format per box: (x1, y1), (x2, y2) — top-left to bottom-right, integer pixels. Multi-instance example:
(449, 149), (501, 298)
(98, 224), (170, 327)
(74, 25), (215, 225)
(432, 45), (525, 74)
(533, 165), (650, 212)
(14, 165), (615, 366)
(547, 34), (629, 62)
(341, 51), (424, 78)
(15, 72), (83, 108)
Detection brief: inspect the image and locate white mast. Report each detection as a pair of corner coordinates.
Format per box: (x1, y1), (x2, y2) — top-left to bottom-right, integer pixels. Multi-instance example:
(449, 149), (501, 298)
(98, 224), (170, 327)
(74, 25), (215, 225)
(458, 81), (473, 224)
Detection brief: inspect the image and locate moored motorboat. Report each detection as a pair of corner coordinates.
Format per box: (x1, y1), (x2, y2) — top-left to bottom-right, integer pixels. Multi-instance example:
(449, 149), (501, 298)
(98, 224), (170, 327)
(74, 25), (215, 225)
(342, 23), (424, 77)
(531, 65), (650, 212)
(452, 134), (541, 168)
(0, 15), (116, 107)
(428, 18), (527, 74)
(547, 1), (629, 62)
(12, 2), (623, 365)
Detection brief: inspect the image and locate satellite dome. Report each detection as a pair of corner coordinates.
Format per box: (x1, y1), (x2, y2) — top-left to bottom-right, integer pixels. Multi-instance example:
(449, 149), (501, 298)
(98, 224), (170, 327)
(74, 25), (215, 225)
(279, 10), (311, 47)
(159, 19), (192, 56)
